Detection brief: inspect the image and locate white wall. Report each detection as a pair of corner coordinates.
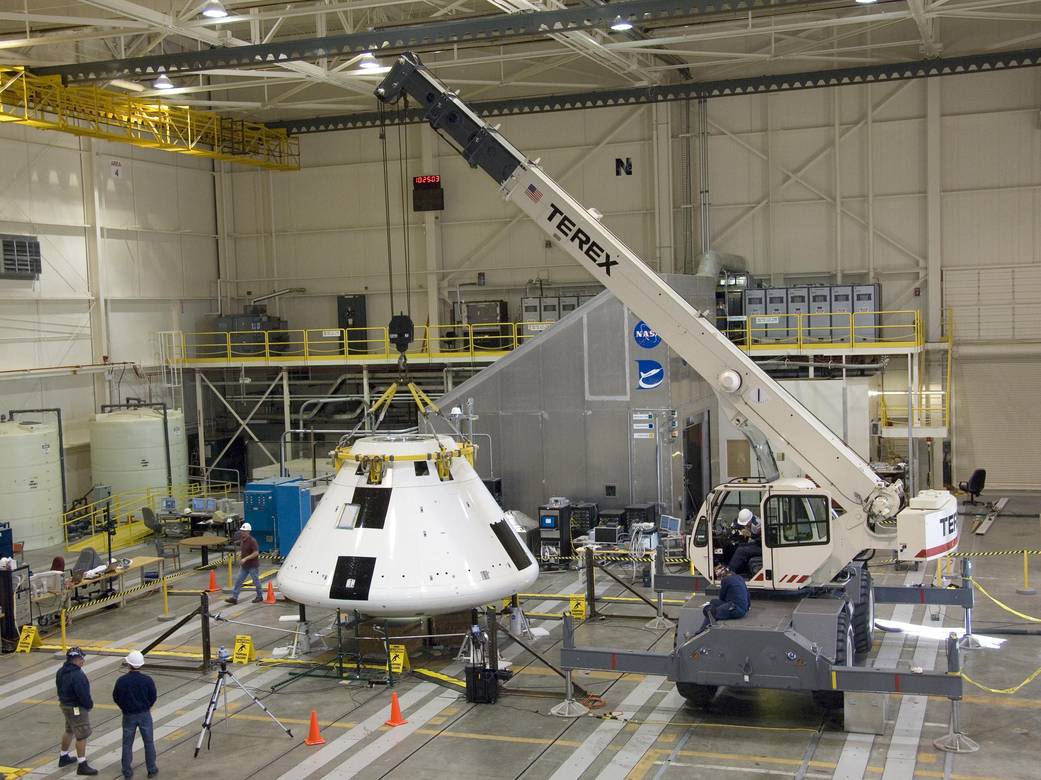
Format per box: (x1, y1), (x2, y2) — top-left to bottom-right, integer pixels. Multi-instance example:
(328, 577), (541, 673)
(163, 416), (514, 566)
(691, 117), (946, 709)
(0, 125), (219, 492)
(225, 105), (657, 331)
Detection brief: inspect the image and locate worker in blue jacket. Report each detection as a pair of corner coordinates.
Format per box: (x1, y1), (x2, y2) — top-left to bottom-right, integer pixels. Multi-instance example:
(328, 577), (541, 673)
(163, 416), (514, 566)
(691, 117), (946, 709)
(698, 563), (751, 633)
(55, 647), (98, 775)
(112, 650), (159, 780)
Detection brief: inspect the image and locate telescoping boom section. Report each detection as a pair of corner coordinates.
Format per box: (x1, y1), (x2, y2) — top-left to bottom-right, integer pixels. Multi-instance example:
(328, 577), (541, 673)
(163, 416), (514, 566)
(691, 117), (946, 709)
(375, 54), (957, 586)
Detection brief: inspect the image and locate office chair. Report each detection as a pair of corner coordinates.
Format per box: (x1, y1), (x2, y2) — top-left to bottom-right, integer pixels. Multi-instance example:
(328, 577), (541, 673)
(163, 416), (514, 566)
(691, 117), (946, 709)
(958, 469), (986, 504)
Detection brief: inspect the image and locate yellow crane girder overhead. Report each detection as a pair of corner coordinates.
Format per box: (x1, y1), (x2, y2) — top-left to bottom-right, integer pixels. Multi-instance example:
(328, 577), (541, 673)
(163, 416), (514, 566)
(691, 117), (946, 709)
(0, 66), (299, 171)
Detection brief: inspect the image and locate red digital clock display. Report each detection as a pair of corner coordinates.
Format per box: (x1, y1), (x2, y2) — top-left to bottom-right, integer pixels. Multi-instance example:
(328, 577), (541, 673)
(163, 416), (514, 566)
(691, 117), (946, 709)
(413, 175), (441, 188)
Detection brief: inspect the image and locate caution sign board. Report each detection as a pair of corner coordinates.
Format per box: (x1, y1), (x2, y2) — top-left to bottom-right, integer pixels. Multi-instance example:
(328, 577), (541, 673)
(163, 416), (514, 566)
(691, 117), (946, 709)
(569, 594), (587, 621)
(388, 643), (409, 674)
(232, 634), (255, 664)
(15, 625), (40, 653)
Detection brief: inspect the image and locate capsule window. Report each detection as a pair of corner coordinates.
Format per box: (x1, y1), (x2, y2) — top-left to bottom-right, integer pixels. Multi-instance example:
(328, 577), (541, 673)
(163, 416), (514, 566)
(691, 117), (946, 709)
(336, 504), (360, 530)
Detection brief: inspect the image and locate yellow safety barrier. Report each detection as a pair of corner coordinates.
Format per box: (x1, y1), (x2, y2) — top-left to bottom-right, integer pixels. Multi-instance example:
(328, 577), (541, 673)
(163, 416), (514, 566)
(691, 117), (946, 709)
(971, 581), (1041, 623)
(960, 666), (1041, 695)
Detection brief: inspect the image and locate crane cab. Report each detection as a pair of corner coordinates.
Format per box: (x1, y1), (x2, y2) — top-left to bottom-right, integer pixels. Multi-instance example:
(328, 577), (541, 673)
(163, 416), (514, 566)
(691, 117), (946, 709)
(688, 478), (840, 590)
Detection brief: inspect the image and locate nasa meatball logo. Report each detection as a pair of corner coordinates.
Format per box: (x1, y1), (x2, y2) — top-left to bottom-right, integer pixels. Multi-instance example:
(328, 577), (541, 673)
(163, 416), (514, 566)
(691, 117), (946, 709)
(636, 359), (664, 390)
(633, 321), (661, 349)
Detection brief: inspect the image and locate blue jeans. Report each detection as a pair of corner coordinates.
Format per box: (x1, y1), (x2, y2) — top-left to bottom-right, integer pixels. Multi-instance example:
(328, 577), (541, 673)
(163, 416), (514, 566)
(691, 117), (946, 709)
(231, 565), (262, 600)
(121, 711), (157, 777)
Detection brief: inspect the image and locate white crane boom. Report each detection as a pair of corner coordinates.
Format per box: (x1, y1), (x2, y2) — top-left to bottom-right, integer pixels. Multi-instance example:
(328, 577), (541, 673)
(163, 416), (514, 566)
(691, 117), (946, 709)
(376, 54), (958, 583)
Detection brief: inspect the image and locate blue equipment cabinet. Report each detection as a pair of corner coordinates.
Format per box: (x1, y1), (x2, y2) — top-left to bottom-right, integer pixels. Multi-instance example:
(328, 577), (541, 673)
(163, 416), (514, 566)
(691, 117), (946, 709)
(274, 480), (314, 555)
(244, 477), (318, 555)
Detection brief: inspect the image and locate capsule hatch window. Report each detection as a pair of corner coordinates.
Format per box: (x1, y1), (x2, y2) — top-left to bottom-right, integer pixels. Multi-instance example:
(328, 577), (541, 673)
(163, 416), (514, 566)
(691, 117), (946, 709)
(335, 487), (392, 530)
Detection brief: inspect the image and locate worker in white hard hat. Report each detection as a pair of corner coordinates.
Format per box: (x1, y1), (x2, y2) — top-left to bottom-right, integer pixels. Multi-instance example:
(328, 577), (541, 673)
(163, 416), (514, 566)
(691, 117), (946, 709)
(225, 521), (263, 604)
(112, 650), (158, 779)
(727, 508), (763, 577)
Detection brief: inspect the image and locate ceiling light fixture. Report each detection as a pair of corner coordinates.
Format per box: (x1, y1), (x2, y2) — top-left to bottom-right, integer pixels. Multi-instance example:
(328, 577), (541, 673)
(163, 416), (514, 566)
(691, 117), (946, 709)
(201, 0), (229, 18)
(854, 0), (878, 4)
(610, 16), (633, 32)
(153, 73), (174, 90)
(359, 52), (381, 69)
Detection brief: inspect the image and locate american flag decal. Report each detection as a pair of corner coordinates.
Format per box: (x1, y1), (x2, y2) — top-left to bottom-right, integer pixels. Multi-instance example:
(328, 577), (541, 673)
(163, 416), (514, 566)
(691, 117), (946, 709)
(526, 183), (543, 203)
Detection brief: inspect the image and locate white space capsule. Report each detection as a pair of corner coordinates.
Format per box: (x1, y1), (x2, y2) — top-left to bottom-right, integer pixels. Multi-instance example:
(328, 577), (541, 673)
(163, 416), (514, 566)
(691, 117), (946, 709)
(278, 434), (539, 616)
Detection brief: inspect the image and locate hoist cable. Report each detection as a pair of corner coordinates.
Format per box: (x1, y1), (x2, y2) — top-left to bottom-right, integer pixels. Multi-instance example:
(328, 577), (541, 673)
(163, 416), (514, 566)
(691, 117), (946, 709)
(378, 101), (396, 314)
(396, 98), (412, 317)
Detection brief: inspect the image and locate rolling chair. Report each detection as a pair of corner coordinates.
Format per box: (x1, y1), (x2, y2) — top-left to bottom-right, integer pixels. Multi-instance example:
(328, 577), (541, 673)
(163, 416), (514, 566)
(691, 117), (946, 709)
(958, 469), (986, 504)
(142, 506), (161, 536)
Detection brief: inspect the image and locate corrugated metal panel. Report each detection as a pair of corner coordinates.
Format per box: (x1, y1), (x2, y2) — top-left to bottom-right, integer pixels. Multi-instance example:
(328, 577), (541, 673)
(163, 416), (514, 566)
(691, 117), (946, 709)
(954, 358), (1041, 490)
(944, 266), (1041, 341)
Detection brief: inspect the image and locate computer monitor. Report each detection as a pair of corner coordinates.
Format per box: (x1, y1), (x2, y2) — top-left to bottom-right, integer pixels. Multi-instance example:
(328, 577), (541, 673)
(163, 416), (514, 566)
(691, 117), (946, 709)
(592, 525), (619, 544)
(191, 497), (218, 513)
(659, 514), (681, 536)
(159, 497), (177, 513)
(539, 514), (558, 530)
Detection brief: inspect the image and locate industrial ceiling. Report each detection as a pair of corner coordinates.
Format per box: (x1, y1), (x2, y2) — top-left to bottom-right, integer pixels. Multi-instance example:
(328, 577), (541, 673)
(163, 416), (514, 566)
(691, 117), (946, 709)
(2, 0), (1039, 122)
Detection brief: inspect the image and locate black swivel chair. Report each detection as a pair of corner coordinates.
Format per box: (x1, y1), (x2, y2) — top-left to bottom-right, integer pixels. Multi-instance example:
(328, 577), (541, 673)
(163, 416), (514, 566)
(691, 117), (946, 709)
(142, 506), (160, 536)
(958, 469), (986, 504)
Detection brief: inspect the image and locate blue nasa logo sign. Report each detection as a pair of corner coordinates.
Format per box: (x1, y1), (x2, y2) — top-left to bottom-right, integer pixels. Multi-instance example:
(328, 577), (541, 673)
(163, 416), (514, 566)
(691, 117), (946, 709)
(636, 359), (664, 390)
(633, 321), (661, 349)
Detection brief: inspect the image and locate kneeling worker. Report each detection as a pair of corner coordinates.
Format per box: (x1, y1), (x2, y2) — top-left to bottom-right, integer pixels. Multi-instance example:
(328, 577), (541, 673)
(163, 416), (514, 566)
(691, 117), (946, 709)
(113, 650), (158, 780)
(699, 563), (750, 633)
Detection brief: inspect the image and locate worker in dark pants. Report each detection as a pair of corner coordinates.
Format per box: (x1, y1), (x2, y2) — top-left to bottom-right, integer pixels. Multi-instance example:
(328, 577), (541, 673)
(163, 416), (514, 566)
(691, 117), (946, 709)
(698, 563), (750, 633)
(112, 650), (158, 780)
(55, 647), (98, 775)
(225, 522), (263, 605)
(728, 508), (763, 577)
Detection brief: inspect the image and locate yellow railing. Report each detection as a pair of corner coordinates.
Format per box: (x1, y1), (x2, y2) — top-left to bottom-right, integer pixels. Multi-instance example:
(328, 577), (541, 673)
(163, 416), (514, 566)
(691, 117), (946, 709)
(62, 480), (238, 553)
(721, 309), (922, 351)
(878, 394), (949, 429)
(0, 66), (299, 170)
(166, 322), (555, 364)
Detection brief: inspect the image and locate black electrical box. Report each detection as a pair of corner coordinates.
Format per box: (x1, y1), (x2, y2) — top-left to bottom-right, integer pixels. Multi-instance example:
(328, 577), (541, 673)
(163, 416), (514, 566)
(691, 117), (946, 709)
(482, 478), (503, 507)
(465, 666), (498, 704)
(625, 503), (659, 529)
(337, 294), (368, 354)
(570, 502), (598, 535)
(599, 508), (626, 532)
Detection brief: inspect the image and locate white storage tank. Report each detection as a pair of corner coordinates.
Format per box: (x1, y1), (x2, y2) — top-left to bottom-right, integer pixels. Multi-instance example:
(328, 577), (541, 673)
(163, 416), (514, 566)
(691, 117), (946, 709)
(0, 421), (64, 549)
(90, 408), (189, 496)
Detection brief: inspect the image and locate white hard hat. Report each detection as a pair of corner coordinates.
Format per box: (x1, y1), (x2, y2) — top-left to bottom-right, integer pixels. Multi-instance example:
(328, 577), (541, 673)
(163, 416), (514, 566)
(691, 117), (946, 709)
(239, 522), (252, 532)
(737, 508), (754, 526)
(125, 650), (145, 668)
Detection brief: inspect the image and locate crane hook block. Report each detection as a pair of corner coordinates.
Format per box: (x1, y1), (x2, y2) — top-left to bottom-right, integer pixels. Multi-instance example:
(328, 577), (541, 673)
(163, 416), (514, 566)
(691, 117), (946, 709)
(388, 314), (414, 354)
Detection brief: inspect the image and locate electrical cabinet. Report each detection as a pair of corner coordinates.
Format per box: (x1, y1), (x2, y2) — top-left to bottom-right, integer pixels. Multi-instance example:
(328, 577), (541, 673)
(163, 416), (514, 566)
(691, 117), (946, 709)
(559, 296), (579, 317)
(853, 284), (881, 342)
(786, 287), (809, 342)
(521, 297), (542, 338)
(765, 288), (788, 342)
(539, 297), (560, 325)
(808, 287), (831, 342)
(744, 289), (766, 344)
(244, 477), (298, 552)
(830, 285), (853, 343)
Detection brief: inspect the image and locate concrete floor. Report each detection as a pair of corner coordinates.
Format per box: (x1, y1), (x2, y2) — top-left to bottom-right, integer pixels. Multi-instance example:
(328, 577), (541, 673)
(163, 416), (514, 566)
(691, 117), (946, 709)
(3, 496), (1041, 780)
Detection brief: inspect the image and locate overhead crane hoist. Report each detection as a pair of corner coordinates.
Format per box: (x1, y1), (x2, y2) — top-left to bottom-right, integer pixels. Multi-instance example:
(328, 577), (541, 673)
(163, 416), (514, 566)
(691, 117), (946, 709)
(375, 53), (969, 708)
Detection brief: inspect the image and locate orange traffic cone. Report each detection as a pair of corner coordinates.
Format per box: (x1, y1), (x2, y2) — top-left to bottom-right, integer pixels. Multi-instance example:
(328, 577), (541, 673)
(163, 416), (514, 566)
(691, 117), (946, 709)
(384, 692), (407, 727)
(265, 581), (277, 604)
(207, 570), (220, 593)
(303, 709), (325, 745)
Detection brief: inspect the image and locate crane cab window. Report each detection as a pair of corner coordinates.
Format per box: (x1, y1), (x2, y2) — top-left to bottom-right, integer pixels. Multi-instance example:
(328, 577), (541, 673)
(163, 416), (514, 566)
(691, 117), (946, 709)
(764, 495), (830, 547)
(713, 490), (761, 529)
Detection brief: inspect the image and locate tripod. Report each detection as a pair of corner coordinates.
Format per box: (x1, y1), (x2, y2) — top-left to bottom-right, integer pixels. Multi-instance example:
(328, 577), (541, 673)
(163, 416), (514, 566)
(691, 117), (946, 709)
(194, 652), (293, 757)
